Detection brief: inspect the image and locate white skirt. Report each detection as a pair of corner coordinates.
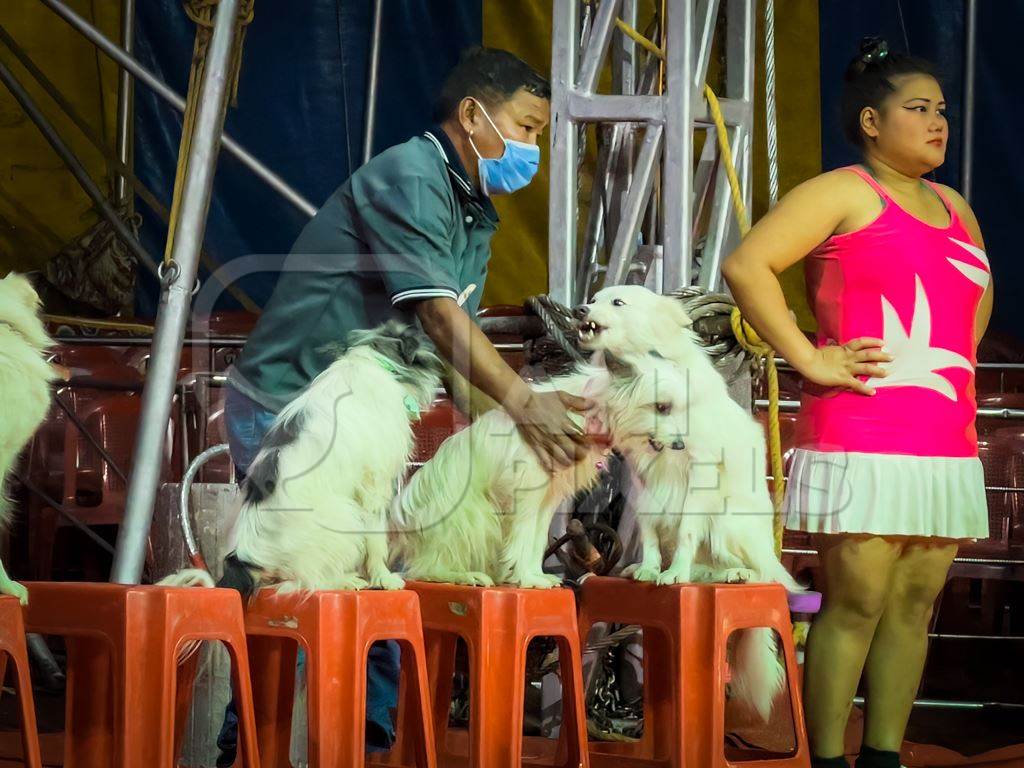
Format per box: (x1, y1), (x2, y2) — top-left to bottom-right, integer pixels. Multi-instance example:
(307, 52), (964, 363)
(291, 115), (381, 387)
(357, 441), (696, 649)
(783, 449), (989, 539)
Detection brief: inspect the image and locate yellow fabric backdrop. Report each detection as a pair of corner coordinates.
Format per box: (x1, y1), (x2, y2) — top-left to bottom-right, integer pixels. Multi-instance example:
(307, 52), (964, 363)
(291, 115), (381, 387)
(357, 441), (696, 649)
(0, 2), (120, 274)
(482, 0), (821, 329)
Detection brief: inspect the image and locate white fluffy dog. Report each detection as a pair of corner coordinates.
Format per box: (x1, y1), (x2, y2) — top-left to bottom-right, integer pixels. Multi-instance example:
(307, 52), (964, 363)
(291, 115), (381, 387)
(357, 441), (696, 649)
(0, 273), (55, 604)
(576, 285), (801, 719)
(392, 354), (683, 589)
(166, 321), (443, 596)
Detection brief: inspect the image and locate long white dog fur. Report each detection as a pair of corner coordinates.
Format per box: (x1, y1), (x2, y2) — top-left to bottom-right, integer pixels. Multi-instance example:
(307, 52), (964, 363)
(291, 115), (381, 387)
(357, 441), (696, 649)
(0, 273), (55, 604)
(577, 284), (801, 720)
(163, 321), (442, 595)
(393, 352), (696, 589)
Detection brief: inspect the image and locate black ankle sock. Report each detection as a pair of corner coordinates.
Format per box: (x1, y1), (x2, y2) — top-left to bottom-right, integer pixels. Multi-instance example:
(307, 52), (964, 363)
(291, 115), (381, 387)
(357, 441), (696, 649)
(855, 745), (901, 768)
(811, 756), (849, 768)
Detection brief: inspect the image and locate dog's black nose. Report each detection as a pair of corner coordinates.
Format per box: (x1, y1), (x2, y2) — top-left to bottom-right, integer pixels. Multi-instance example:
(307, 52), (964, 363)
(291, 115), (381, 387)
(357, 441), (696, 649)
(573, 304), (589, 320)
(670, 439), (686, 451)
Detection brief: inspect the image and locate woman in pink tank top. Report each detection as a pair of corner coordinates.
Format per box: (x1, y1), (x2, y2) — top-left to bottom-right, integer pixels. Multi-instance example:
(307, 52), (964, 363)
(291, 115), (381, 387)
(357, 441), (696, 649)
(723, 39), (993, 768)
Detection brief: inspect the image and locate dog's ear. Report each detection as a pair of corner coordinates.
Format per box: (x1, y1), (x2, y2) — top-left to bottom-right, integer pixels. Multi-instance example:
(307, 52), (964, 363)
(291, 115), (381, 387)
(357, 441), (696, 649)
(604, 351), (638, 380)
(661, 296), (693, 329)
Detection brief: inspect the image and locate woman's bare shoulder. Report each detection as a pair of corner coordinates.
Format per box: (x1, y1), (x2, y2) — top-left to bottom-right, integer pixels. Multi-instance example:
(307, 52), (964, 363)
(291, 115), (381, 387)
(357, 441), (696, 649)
(778, 168), (877, 213)
(935, 183), (985, 246)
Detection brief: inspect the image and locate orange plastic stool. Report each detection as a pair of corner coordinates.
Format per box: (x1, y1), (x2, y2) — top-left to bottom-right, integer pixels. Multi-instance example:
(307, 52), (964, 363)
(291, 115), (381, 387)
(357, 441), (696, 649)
(0, 596), (43, 768)
(577, 577), (810, 768)
(244, 588), (436, 768)
(22, 581), (260, 768)
(404, 581), (590, 768)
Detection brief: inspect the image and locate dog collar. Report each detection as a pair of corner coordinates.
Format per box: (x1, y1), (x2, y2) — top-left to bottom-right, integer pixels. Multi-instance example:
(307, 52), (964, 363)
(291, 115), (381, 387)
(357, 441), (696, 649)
(371, 352), (421, 419)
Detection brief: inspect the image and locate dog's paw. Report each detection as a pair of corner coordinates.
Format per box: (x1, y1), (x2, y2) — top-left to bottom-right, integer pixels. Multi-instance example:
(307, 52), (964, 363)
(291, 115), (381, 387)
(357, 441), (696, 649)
(689, 564), (716, 582)
(460, 571), (495, 587)
(0, 577), (28, 606)
(720, 567), (755, 584)
(631, 565), (661, 582)
(369, 572), (406, 591)
(655, 569), (692, 586)
(508, 572), (562, 589)
(328, 575), (370, 591)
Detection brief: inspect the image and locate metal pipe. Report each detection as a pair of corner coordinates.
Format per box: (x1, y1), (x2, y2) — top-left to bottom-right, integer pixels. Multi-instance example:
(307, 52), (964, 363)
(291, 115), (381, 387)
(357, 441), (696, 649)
(567, 93), (664, 123)
(853, 696), (1024, 711)
(0, 57), (156, 274)
(52, 394), (129, 484)
(361, 0), (383, 165)
(37, 0), (317, 219)
(576, 0), (619, 94)
(962, 0), (977, 202)
(111, 0), (240, 584)
(754, 398), (1024, 420)
(548, 0), (580, 305)
(693, 0), (721, 92)
(783, 547), (1024, 568)
(114, 0), (135, 205)
(178, 443), (230, 569)
(605, 125), (663, 286)
(661, 0), (695, 290)
(15, 474), (117, 555)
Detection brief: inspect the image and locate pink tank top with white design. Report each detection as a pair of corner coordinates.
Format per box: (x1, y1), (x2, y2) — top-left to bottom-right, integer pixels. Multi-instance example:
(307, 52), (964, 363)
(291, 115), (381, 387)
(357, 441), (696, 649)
(797, 166), (991, 458)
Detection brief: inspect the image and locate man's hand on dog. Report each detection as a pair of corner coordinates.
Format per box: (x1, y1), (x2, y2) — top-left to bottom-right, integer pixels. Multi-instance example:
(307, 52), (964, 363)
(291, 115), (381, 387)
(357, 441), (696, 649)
(798, 336), (893, 396)
(507, 389), (593, 471)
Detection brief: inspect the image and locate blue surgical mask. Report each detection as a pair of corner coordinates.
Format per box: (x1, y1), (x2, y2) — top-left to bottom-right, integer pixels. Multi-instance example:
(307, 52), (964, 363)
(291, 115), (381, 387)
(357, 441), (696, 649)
(468, 101), (540, 196)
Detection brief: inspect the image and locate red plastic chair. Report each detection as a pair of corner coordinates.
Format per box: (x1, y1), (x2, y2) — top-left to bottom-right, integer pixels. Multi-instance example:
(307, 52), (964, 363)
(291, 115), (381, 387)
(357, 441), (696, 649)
(0, 596), (42, 768)
(22, 582), (260, 768)
(244, 588), (437, 768)
(30, 393), (169, 581)
(403, 581), (590, 768)
(576, 577), (810, 768)
(410, 399), (469, 467)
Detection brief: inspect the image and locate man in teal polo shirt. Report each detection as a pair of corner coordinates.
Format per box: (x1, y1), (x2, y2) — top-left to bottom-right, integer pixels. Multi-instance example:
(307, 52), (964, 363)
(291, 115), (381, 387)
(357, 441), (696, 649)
(216, 48), (590, 762)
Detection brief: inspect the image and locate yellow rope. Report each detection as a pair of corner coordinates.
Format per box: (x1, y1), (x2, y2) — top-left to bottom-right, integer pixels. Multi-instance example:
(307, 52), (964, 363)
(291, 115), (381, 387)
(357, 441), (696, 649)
(730, 310), (785, 554)
(603, 14), (786, 555)
(164, 0), (255, 264)
(703, 85), (751, 235)
(614, 17), (665, 59)
(705, 83), (785, 553)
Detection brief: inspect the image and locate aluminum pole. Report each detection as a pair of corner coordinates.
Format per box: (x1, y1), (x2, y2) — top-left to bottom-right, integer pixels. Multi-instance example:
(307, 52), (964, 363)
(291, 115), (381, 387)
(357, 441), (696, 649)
(962, 0), (977, 203)
(114, 0), (135, 205)
(361, 0), (383, 165)
(38, 0), (317, 219)
(548, 0), (580, 305)
(0, 58), (156, 274)
(661, 0), (695, 290)
(111, 0), (240, 584)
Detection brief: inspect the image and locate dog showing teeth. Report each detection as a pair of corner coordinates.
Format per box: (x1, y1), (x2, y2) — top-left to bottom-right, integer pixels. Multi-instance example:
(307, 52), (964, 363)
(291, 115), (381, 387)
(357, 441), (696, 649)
(576, 319), (604, 341)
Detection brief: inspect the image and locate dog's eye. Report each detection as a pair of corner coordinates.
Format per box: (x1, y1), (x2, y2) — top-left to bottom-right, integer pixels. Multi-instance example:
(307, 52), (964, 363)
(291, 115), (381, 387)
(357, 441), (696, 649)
(612, 298), (626, 307)
(655, 402), (672, 414)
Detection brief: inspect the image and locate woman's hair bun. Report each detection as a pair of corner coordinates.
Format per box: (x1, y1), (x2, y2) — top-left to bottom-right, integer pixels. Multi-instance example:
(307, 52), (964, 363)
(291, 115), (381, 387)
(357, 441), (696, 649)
(846, 37), (890, 80)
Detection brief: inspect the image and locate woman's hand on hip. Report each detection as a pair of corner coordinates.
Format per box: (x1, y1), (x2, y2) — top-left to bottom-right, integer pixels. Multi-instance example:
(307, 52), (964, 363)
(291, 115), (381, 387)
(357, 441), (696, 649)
(796, 337), (893, 396)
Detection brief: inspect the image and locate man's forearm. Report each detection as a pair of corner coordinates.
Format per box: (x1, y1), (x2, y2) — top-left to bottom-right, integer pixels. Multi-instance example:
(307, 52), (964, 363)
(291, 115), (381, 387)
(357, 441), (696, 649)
(416, 297), (531, 410)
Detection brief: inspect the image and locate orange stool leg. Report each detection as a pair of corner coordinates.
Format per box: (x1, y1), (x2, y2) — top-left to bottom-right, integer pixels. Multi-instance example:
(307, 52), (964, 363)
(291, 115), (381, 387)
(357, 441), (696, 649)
(306, 631), (368, 767)
(247, 635), (299, 766)
(0, 598), (43, 768)
(63, 635), (115, 768)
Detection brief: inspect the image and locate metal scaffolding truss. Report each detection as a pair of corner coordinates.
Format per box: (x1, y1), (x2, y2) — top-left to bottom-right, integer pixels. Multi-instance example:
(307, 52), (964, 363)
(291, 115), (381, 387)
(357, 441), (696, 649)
(549, 0), (754, 305)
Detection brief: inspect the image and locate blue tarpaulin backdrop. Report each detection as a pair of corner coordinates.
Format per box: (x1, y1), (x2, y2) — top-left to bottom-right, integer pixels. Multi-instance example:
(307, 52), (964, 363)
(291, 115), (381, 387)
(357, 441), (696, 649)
(132, 0), (481, 316)
(130, 2), (1019, 341)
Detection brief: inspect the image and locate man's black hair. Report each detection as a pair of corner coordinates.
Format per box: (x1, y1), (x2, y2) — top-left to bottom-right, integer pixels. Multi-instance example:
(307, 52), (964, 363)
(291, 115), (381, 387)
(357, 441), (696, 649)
(434, 46), (550, 123)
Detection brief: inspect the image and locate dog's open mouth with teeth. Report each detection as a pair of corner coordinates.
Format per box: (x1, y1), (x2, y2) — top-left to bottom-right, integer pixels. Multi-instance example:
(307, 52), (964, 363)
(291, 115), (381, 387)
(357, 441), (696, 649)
(577, 319), (605, 345)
